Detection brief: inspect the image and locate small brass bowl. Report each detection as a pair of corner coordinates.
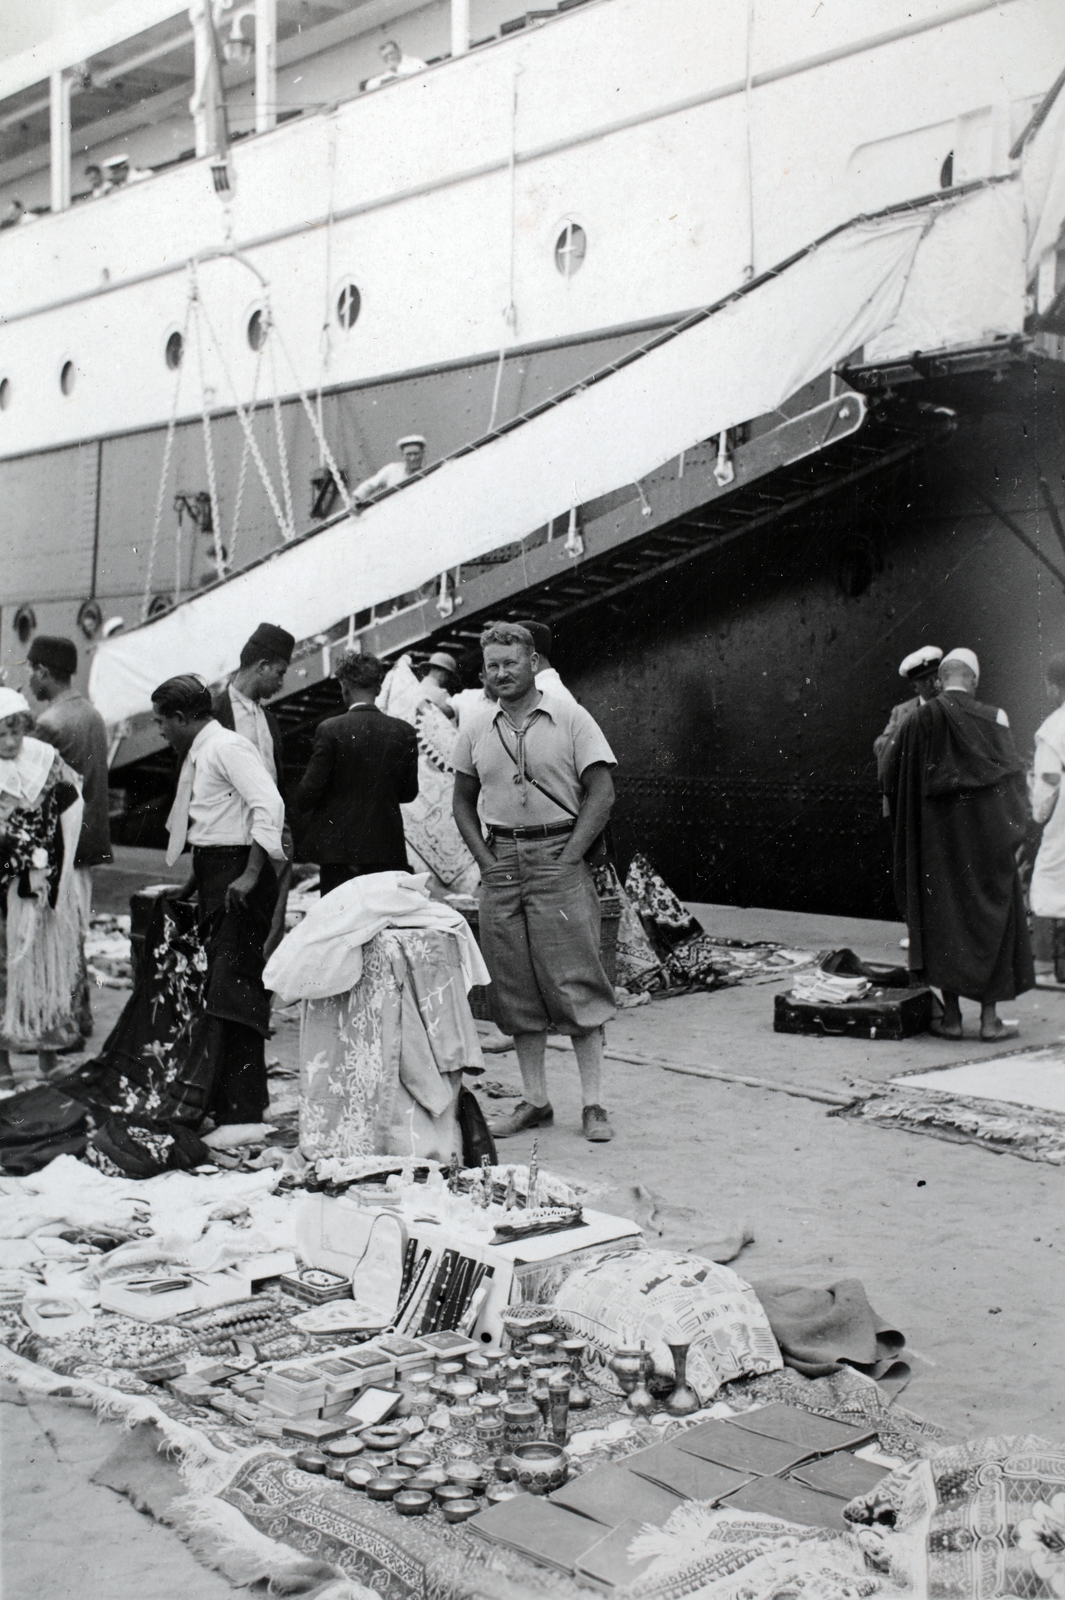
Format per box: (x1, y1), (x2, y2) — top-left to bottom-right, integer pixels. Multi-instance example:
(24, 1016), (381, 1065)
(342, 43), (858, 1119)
(394, 1488), (433, 1517)
(360, 1426), (406, 1453)
(381, 1464), (416, 1484)
(324, 1436), (365, 1459)
(441, 1497), (480, 1523)
(434, 1482), (472, 1506)
(342, 1461), (375, 1490)
(447, 1460), (488, 1496)
(366, 1477), (400, 1501)
(294, 1449), (328, 1474)
(395, 1447), (432, 1470)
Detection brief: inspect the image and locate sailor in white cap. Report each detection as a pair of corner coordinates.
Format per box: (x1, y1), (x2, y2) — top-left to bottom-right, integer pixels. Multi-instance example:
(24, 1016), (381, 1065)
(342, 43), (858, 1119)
(880, 644), (1032, 1041)
(874, 646), (943, 807)
(419, 649), (459, 719)
(353, 435), (427, 503)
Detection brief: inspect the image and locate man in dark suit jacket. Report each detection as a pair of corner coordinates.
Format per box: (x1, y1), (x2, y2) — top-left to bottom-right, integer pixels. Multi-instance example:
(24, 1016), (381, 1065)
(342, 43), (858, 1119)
(294, 652), (419, 895)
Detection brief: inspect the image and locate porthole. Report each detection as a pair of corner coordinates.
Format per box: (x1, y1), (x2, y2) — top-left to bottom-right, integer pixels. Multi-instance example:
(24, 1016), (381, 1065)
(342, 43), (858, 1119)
(147, 593), (173, 618)
(247, 308), (268, 351)
(165, 331), (184, 370)
(555, 222), (586, 278)
(336, 283), (361, 330)
(60, 360), (76, 395)
(77, 599), (103, 639)
(13, 605), (36, 645)
(0, 378), (9, 410)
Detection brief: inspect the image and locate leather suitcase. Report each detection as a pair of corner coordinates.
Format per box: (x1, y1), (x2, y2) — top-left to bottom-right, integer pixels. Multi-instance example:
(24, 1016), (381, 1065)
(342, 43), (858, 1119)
(773, 984), (932, 1040)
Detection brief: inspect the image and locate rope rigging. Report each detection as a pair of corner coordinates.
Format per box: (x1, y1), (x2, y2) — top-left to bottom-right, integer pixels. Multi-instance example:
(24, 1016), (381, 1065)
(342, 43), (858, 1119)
(144, 249), (358, 617)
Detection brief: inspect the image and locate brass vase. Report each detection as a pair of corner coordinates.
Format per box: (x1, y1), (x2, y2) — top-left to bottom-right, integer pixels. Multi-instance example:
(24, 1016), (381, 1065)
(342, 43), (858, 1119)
(626, 1341), (655, 1417)
(664, 1341), (700, 1417)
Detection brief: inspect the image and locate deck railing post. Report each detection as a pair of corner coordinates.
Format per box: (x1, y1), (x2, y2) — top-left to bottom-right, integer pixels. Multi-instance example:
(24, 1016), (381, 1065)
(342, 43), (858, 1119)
(49, 69), (72, 213)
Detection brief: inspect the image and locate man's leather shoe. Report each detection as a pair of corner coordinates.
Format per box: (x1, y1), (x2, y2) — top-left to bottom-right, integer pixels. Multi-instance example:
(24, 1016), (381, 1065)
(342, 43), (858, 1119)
(582, 1104), (614, 1142)
(488, 1101), (554, 1138)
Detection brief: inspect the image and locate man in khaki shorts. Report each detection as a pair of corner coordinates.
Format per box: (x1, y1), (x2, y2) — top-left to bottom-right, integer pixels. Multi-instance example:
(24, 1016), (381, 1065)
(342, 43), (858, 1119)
(452, 623), (617, 1142)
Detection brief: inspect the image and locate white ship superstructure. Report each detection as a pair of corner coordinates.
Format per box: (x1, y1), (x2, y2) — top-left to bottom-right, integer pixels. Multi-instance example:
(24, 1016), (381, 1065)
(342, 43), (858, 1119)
(2, 0), (1064, 913)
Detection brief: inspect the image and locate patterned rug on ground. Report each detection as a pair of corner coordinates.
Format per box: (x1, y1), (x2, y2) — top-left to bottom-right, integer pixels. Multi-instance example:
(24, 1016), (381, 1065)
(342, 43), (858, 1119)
(841, 1083), (1065, 1166)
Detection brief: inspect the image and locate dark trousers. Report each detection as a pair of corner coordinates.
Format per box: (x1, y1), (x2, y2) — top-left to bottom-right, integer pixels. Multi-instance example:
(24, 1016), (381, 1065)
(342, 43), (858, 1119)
(193, 846), (277, 1126)
(318, 862), (409, 896)
(206, 1017), (267, 1124)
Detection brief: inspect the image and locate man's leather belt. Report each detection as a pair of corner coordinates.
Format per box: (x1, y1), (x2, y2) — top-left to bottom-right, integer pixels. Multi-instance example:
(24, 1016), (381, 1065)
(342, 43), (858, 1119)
(489, 821), (575, 840)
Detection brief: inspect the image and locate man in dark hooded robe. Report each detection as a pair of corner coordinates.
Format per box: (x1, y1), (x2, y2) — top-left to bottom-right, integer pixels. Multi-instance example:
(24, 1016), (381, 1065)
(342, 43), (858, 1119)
(881, 647), (1033, 1042)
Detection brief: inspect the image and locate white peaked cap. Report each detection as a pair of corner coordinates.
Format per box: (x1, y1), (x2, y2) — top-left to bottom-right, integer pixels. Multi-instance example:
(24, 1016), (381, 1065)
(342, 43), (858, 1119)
(898, 646), (942, 679)
(941, 647), (980, 683)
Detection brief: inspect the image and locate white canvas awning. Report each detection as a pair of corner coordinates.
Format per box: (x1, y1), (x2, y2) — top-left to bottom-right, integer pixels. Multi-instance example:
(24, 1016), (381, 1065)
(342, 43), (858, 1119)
(88, 178), (1034, 727)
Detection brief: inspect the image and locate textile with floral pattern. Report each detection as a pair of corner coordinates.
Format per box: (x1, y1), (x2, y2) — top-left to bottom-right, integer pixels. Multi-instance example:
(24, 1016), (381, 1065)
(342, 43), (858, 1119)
(845, 1434), (1065, 1597)
(299, 926), (479, 1163)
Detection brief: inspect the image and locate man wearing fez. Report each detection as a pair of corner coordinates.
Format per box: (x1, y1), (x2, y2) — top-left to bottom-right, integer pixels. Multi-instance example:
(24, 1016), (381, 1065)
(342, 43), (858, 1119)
(452, 622), (617, 1142)
(294, 652), (419, 895)
(28, 635), (112, 1046)
(212, 622), (293, 793)
(881, 647), (1034, 1042)
(153, 675), (287, 1124)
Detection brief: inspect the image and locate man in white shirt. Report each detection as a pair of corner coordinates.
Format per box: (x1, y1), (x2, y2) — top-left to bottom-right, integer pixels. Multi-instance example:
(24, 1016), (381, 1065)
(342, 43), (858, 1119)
(452, 623), (617, 1142)
(365, 39), (427, 91)
(153, 675), (287, 1124)
(516, 620), (577, 704)
(353, 435), (426, 502)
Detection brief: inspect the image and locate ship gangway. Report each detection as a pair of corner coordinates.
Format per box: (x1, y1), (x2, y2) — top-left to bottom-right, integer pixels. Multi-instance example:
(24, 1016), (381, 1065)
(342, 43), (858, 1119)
(90, 95), (1065, 784)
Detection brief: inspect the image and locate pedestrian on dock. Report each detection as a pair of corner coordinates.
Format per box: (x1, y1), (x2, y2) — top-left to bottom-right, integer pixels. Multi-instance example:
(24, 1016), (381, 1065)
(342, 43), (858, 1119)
(0, 689), (84, 1087)
(293, 651), (418, 895)
(881, 647), (1033, 1041)
(452, 622), (617, 1142)
(874, 645), (942, 815)
(27, 635), (112, 1049)
(153, 675), (287, 1124)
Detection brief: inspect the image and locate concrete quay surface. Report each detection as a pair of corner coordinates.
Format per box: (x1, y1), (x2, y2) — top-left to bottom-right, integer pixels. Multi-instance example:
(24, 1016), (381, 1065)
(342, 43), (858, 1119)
(2, 848), (1063, 1597)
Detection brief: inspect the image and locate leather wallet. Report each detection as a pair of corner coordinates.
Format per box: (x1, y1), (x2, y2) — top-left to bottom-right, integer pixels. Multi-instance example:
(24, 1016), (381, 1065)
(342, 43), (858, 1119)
(468, 1494), (603, 1573)
(727, 1403), (877, 1453)
(673, 1419), (816, 1475)
(626, 1441), (753, 1502)
(723, 1474), (850, 1531)
(550, 1463), (683, 1528)
(574, 1520), (658, 1591)
(789, 1451), (890, 1500)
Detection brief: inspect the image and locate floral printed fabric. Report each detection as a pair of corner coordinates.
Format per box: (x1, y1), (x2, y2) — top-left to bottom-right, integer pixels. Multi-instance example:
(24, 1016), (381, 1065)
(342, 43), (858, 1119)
(299, 927), (478, 1164)
(845, 1434), (1065, 1597)
(0, 753), (83, 1049)
(72, 897), (213, 1128)
(620, 852), (816, 994)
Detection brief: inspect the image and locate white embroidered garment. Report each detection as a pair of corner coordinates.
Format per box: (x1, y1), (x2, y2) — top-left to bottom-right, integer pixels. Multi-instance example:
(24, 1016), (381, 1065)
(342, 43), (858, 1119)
(0, 735), (57, 807)
(264, 870), (489, 1002)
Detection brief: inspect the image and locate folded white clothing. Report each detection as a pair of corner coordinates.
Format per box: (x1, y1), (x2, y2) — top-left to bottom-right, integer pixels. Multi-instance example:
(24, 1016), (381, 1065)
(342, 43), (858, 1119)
(263, 869), (490, 1001)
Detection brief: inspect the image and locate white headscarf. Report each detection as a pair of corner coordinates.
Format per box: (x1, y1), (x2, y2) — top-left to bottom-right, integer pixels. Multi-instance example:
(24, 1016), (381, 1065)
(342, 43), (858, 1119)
(0, 692), (54, 806)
